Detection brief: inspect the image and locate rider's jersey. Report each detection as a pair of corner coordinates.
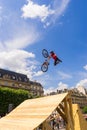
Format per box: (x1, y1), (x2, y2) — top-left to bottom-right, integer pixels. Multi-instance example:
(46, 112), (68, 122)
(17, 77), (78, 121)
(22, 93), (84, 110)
(50, 53), (57, 60)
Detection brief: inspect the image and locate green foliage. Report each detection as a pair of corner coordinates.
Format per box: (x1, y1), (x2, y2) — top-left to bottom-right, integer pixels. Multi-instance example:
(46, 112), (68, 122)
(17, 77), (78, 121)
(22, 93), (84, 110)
(0, 87), (32, 116)
(82, 106), (87, 114)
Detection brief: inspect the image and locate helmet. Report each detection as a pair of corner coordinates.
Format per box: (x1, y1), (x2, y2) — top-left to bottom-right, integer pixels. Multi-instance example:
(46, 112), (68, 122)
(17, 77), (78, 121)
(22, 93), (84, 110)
(50, 51), (54, 54)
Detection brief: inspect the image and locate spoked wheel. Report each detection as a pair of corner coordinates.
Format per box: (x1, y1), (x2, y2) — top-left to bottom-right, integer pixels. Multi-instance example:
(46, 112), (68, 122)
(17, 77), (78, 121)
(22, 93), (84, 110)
(42, 49), (49, 58)
(41, 63), (48, 72)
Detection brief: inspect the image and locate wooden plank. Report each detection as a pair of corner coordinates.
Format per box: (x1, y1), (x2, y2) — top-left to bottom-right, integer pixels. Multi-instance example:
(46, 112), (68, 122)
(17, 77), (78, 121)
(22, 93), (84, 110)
(56, 107), (67, 123)
(64, 96), (70, 130)
(72, 104), (87, 130)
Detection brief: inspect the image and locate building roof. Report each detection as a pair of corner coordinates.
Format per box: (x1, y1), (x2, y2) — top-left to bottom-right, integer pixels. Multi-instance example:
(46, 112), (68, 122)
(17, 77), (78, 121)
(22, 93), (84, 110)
(0, 68), (29, 82)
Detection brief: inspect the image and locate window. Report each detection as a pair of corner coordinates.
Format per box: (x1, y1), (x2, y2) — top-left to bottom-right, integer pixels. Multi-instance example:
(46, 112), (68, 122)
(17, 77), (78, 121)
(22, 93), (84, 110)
(12, 75), (16, 80)
(4, 81), (8, 86)
(0, 73), (2, 77)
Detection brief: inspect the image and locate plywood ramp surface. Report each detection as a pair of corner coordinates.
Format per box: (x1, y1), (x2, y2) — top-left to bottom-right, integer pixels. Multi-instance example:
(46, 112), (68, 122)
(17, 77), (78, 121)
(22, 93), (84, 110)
(0, 93), (68, 130)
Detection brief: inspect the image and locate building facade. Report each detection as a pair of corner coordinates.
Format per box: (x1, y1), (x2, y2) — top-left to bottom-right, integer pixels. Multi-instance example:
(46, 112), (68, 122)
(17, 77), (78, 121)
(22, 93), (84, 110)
(54, 88), (87, 108)
(0, 68), (44, 96)
(71, 88), (87, 108)
(57, 88), (87, 108)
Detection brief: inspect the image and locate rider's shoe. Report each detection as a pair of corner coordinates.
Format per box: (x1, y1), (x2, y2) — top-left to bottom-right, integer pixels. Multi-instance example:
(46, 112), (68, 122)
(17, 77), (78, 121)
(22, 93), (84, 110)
(54, 60), (60, 66)
(59, 59), (62, 62)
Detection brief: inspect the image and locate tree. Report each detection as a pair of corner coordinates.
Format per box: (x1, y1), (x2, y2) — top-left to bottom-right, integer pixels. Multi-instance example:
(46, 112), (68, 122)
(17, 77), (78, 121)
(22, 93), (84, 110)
(0, 87), (32, 116)
(83, 106), (87, 114)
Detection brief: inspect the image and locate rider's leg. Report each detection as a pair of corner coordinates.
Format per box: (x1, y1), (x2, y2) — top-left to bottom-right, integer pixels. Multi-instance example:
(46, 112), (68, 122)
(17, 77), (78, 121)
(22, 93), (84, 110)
(54, 58), (60, 66)
(57, 57), (62, 62)
(54, 60), (56, 66)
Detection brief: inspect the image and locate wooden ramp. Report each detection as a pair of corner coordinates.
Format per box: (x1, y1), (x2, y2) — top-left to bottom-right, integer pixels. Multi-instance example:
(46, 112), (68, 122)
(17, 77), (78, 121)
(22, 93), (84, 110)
(0, 92), (86, 130)
(0, 93), (69, 130)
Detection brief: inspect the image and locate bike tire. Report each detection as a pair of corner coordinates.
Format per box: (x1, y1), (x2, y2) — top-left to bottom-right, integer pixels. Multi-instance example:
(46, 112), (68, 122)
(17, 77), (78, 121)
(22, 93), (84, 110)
(42, 49), (49, 58)
(41, 63), (48, 72)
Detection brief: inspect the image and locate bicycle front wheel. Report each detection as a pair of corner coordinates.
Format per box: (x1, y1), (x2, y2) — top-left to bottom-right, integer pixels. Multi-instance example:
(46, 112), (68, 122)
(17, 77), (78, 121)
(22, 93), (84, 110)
(42, 49), (49, 58)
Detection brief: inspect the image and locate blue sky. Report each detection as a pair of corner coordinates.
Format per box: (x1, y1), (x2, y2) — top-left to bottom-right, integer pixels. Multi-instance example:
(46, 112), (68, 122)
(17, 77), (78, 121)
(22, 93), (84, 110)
(0, 0), (87, 93)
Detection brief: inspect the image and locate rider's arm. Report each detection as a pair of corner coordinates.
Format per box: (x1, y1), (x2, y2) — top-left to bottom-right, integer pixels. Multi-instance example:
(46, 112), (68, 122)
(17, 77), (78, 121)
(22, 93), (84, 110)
(48, 55), (51, 60)
(47, 55), (51, 62)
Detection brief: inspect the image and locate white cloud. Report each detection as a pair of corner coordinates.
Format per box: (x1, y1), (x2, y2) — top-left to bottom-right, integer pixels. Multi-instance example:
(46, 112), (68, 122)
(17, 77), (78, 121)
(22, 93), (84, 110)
(44, 87), (57, 95)
(21, 0), (70, 27)
(21, 0), (54, 22)
(0, 49), (40, 79)
(77, 71), (87, 79)
(83, 65), (87, 70)
(76, 79), (87, 88)
(51, 0), (70, 24)
(44, 78), (87, 95)
(0, 25), (40, 51)
(57, 71), (72, 79)
(33, 71), (43, 76)
(53, 0), (70, 16)
(44, 81), (69, 94)
(57, 82), (69, 90)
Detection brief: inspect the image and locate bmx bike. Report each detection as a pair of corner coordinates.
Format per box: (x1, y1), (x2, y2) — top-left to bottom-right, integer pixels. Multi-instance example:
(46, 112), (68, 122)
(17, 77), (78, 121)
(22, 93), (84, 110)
(41, 49), (49, 72)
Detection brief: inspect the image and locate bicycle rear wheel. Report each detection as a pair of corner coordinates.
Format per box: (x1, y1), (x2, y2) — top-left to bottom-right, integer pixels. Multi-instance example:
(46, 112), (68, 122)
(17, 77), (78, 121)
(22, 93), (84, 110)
(42, 49), (49, 58)
(41, 63), (48, 72)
